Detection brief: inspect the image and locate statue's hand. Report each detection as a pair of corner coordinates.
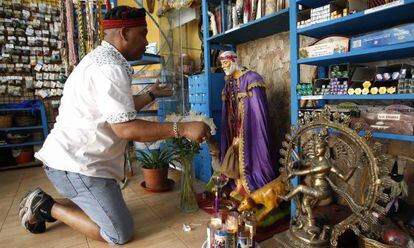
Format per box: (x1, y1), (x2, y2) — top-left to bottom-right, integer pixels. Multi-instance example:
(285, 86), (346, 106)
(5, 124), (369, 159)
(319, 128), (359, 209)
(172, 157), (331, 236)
(208, 141), (220, 158)
(286, 170), (295, 180)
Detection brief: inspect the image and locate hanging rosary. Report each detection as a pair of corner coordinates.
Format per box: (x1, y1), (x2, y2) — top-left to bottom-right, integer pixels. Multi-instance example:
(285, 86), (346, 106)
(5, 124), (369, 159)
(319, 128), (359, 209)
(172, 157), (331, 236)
(77, 0), (86, 59)
(97, 0), (104, 44)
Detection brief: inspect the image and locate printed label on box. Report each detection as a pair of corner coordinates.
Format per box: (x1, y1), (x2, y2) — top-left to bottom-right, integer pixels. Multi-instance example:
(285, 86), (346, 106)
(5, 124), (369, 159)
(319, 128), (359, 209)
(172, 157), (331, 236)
(365, 0), (404, 14)
(300, 40), (349, 58)
(377, 113), (400, 121)
(301, 95), (323, 100)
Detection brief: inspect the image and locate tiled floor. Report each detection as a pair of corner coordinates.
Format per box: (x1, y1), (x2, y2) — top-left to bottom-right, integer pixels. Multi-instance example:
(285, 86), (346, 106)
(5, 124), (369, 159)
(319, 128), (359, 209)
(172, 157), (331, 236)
(0, 166), (280, 248)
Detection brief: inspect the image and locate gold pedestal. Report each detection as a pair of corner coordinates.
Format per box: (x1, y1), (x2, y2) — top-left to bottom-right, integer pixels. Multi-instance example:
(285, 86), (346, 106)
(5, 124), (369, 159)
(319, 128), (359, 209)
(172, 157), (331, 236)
(273, 228), (330, 248)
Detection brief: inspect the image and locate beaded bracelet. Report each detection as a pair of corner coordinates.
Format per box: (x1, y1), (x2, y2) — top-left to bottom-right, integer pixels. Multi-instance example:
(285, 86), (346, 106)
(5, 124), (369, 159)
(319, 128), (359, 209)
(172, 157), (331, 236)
(173, 122), (179, 138)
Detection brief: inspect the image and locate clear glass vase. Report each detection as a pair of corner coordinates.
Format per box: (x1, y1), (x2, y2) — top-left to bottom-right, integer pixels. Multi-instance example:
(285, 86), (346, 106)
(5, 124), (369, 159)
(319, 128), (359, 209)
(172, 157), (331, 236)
(179, 155), (199, 213)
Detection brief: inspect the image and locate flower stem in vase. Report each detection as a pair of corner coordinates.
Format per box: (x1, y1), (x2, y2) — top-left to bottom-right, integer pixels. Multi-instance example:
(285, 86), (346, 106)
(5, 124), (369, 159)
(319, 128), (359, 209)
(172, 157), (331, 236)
(179, 155), (199, 213)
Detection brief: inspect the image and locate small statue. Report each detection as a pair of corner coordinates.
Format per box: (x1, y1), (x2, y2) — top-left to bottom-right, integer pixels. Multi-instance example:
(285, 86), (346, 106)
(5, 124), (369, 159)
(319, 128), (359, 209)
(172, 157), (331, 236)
(280, 130), (357, 238)
(238, 175), (286, 222)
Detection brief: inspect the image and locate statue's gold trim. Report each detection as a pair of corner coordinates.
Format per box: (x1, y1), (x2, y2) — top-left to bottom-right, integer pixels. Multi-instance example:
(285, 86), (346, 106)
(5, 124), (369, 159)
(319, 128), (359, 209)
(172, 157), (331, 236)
(237, 92), (251, 99)
(238, 96), (251, 194)
(247, 82), (267, 91)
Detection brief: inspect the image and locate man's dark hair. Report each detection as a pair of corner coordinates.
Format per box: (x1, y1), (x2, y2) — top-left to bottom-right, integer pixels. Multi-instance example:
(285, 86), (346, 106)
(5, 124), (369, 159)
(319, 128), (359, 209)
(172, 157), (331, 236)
(104, 6), (146, 20)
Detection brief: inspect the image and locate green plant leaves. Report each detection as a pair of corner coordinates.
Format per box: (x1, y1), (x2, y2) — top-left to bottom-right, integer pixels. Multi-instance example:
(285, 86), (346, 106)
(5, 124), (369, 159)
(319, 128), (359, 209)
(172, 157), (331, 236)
(136, 145), (177, 169)
(136, 138), (201, 169)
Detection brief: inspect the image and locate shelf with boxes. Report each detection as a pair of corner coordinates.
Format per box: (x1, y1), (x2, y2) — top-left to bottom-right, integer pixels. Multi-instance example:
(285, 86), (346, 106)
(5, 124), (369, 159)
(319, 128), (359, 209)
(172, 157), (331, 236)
(0, 101), (49, 170)
(299, 40), (414, 66)
(303, 63), (414, 98)
(298, 0), (414, 38)
(207, 0), (289, 39)
(206, 0), (289, 46)
(207, 8), (289, 45)
(297, 0), (350, 29)
(296, 3), (414, 65)
(299, 104), (414, 142)
(290, 0), (414, 218)
(298, 63), (412, 99)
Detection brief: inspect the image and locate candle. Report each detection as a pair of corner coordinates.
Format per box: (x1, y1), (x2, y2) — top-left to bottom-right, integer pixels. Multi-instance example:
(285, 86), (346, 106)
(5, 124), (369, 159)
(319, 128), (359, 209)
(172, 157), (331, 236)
(214, 228), (227, 248)
(211, 217), (222, 227)
(226, 212), (239, 248)
(226, 212), (239, 232)
(208, 218), (223, 248)
(245, 218), (256, 248)
(214, 189), (219, 216)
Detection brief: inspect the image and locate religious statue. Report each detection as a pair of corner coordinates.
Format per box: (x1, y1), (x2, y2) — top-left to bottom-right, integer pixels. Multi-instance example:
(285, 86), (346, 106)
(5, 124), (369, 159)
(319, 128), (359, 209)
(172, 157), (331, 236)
(280, 130), (357, 236)
(274, 108), (396, 248)
(212, 51), (278, 199)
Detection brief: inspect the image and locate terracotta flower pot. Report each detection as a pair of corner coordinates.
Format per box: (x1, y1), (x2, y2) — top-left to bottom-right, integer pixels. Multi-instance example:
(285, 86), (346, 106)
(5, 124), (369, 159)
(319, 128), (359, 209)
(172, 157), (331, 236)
(15, 150), (34, 164)
(142, 167), (168, 190)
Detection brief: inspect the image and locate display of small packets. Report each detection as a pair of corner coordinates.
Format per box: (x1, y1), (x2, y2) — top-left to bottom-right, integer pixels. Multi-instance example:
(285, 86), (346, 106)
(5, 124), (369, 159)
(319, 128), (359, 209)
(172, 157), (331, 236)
(7, 85), (22, 96)
(0, 85), (7, 94)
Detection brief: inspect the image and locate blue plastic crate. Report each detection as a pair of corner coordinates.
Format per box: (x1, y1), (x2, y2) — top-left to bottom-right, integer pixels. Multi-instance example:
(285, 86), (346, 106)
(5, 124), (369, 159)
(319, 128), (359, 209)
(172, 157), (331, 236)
(194, 143), (213, 183)
(188, 73), (225, 183)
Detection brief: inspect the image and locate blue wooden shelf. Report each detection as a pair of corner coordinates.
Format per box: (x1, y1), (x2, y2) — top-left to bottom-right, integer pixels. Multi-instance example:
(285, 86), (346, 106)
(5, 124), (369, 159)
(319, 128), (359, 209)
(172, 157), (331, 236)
(298, 41), (414, 66)
(131, 78), (158, 85)
(330, 129), (414, 142)
(361, 132), (414, 142)
(0, 107), (40, 112)
(207, 8), (289, 45)
(298, 0), (414, 38)
(129, 53), (161, 66)
(0, 126), (43, 132)
(297, 0), (331, 8)
(0, 141), (43, 148)
(135, 110), (158, 117)
(298, 94), (414, 100)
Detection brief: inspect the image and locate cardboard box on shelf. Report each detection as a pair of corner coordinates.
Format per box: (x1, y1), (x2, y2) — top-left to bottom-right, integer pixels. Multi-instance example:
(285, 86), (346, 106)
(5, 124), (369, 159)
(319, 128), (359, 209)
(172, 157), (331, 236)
(299, 37), (349, 59)
(351, 23), (414, 51)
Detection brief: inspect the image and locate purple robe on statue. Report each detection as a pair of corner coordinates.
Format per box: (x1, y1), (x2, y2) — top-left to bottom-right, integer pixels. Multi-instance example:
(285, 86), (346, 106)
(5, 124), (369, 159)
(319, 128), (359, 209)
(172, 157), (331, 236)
(220, 70), (278, 194)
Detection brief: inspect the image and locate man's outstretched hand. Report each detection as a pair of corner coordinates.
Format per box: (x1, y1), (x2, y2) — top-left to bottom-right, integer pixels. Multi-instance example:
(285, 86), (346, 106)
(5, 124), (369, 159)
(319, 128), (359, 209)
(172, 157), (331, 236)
(180, 122), (211, 144)
(149, 80), (173, 98)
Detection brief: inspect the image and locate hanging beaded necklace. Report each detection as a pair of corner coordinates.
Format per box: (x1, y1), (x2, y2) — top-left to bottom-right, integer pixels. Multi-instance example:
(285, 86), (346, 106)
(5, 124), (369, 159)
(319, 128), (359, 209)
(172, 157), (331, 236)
(97, 0), (104, 43)
(85, 0), (94, 52)
(77, 0), (86, 59)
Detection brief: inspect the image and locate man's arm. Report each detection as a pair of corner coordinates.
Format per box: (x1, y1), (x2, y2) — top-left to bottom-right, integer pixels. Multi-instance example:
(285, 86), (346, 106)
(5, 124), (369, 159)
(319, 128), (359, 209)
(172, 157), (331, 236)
(110, 119), (211, 143)
(133, 81), (173, 111)
(133, 93), (153, 111)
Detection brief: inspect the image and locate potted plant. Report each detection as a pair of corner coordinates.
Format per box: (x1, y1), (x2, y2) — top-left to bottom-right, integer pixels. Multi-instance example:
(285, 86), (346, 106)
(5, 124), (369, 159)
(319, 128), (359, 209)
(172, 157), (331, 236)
(136, 144), (176, 190)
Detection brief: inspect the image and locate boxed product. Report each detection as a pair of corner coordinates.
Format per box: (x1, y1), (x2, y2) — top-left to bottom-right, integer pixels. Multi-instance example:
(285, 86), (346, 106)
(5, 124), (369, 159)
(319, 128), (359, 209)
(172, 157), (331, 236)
(350, 23), (414, 51)
(351, 105), (414, 135)
(299, 37), (349, 59)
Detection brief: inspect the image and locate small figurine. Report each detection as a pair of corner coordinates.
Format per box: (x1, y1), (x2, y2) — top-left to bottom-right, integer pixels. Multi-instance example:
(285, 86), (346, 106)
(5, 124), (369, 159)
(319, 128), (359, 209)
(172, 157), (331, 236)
(238, 175), (286, 222)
